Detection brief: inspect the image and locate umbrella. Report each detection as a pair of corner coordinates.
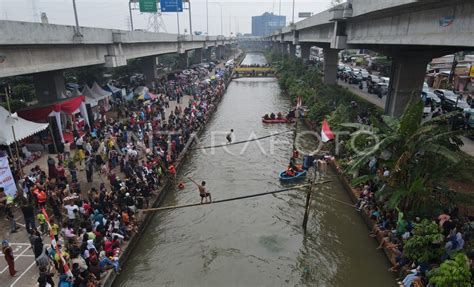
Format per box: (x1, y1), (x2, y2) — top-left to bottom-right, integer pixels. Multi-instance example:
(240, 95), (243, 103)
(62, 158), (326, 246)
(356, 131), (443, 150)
(134, 86), (148, 96)
(138, 92), (157, 101)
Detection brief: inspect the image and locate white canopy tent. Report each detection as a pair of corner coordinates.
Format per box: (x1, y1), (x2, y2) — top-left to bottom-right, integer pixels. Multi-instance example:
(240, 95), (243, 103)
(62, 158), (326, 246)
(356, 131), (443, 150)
(81, 85), (100, 107)
(0, 106), (49, 145)
(91, 82), (112, 99)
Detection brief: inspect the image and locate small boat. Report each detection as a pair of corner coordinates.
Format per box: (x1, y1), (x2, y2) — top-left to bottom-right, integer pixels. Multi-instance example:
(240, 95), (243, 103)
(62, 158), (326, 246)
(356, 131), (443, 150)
(262, 118), (295, 124)
(279, 170), (307, 182)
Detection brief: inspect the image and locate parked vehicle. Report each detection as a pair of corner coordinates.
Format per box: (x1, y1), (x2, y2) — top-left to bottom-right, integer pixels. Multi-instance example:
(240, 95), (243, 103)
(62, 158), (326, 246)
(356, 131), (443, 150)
(348, 71), (363, 85)
(360, 69), (370, 80)
(367, 75), (381, 94)
(433, 89), (470, 110)
(372, 83), (389, 98)
(421, 91), (441, 104)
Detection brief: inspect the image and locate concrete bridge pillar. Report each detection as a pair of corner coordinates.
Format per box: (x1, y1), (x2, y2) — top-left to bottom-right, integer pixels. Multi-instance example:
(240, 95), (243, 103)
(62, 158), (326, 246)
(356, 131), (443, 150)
(177, 52), (189, 70)
(33, 70), (66, 103)
(280, 43), (288, 55)
(216, 46), (224, 60)
(190, 48), (202, 65)
(200, 48), (209, 62)
(300, 43), (311, 60)
(142, 56), (158, 88)
(289, 44), (296, 57)
(385, 56), (431, 117)
(272, 42), (280, 54)
(323, 48), (339, 85)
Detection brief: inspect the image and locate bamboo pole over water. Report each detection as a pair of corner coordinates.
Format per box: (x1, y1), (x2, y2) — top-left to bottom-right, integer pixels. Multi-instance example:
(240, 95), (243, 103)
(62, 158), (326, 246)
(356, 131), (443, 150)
(140, 185), (310, 212)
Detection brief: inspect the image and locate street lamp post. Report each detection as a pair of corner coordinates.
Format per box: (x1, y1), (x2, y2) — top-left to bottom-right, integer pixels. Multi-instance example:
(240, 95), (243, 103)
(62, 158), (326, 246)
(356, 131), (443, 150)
(206, 0), (209, 35)
(188, 0), (193, 37)
(214, 2), (223, 36)
(72, 0), (82, 36)
(292, 0), (295, 24)
(129, 0), (134, 31)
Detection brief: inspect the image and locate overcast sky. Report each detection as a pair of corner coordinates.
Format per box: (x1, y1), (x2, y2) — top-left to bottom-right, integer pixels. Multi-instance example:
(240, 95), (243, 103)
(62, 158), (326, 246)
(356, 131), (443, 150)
(0, 0), (332, 35)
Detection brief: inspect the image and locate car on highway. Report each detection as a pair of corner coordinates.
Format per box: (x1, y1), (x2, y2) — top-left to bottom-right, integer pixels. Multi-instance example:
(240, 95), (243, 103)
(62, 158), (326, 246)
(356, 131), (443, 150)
(372, 82), (389, 98)
(367, 75), (381, 93)
(421, 91), (441, 104)
(348, 70), (363, 85)
(434, 89), (471, 110)
(360, 69), (370, 80)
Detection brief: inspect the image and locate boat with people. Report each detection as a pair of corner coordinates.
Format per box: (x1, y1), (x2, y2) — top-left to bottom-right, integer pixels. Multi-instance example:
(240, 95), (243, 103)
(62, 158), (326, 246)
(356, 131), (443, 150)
(262, 118), (295, 124)
(279, 170), (307, 182)
(262, 111), (296, 124)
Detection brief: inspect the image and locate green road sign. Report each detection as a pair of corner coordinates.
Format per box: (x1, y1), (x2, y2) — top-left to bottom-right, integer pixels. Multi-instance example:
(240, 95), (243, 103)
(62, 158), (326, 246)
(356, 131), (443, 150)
(139, 0), (158, 13)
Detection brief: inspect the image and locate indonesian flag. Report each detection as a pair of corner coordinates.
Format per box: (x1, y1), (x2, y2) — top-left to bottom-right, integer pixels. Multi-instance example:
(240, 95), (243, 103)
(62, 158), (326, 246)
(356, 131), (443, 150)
(321, 119), (335, 142)
(296, 96), (302, 109)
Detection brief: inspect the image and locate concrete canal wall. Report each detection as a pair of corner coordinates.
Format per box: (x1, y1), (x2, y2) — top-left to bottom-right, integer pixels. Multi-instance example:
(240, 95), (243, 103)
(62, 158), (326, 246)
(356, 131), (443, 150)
(103, 54), (245, 287)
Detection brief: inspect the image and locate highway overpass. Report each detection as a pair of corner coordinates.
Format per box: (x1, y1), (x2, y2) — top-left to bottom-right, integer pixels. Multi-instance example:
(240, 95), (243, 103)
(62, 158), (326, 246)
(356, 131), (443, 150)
(261, 0), (474, 116)
(0, 20), (234, 102)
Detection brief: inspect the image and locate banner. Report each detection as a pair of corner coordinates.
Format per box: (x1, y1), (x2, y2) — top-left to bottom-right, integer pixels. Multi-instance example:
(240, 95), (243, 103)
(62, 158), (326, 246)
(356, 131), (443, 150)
(0, 156), (17, 197)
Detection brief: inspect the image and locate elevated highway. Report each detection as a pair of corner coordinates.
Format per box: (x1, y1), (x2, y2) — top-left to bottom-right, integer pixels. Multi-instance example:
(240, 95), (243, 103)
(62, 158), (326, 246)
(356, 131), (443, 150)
(0, 20), (234, 102)
(258, 0), (474, 116)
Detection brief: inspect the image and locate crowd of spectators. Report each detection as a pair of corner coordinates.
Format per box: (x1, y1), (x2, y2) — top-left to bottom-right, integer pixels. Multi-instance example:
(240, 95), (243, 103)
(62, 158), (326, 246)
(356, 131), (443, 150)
(353, 170), (474, 286)
(2, 62), (233, 287)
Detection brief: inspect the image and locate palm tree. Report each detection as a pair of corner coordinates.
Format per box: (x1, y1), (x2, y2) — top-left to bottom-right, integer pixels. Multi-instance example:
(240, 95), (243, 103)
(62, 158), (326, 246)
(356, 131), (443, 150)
(342, 101), (467, 214)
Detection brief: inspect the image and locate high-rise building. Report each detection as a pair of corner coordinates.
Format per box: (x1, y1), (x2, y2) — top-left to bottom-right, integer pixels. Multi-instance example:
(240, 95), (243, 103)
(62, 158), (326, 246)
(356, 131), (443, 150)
(251, 12), (286, 36)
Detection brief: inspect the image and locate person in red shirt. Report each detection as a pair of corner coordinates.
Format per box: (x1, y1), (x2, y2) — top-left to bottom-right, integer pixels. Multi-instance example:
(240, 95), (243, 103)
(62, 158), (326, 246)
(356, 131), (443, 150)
(2, 240), (17, 276)
(56, 162), (66, 179)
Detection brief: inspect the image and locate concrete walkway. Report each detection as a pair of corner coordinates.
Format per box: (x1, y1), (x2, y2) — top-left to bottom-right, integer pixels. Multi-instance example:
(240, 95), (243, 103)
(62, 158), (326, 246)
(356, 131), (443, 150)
(338, 80), (474, 157)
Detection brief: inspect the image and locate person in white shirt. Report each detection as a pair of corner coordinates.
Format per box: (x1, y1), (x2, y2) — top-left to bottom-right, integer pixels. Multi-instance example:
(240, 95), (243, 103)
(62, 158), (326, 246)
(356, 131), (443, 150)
(64, 203), (79, 220)
(63, 141), (71, 160)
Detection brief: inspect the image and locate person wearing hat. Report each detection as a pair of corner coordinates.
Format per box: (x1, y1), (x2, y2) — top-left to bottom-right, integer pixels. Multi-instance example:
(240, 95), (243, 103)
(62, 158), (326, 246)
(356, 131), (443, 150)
(2, 240), (17, 276)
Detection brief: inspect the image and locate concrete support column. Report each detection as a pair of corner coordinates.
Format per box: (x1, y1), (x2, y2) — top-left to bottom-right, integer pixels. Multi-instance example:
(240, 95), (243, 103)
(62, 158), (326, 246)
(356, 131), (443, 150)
(289, 44), (296, 57)
(216, 46), (224, 60)
(323, 48), (339, 85)
(191, 48), (202, 64)
(272, 42), (280, 54)
(33, 70), (66, 103)
(280, 43), (287, 55)
(177, 52), (188, 70)
(142, 56), (158, 88)
(202, 48), (211, 62)
(385, 57), (431, 117)
(225, 45), (232, 58)
(300, 43), (311, 60)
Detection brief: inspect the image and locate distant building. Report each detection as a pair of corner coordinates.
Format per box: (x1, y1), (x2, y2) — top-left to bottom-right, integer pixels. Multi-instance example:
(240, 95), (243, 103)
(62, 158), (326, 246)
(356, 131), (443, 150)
(251, 12), (286, 36)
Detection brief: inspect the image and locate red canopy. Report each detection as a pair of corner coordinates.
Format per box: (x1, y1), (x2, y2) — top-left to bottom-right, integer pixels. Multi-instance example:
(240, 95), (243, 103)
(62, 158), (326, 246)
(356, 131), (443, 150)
(18, 96), (85, 123)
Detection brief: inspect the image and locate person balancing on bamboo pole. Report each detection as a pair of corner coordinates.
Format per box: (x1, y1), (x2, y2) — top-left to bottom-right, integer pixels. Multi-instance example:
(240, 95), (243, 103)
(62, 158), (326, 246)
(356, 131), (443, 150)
(187, 177), (212, 204)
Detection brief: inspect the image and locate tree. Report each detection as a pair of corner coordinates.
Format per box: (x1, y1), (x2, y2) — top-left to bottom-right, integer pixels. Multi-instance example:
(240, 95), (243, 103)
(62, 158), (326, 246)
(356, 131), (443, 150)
(12, 83), (36, 102)
(343, 101), (466, 214)
(404, 219), (444, 263)
(428, 253), (472, 287)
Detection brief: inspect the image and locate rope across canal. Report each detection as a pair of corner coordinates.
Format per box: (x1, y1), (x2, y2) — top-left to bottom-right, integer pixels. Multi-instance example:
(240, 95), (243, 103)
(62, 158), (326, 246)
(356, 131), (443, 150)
(189, 130), (292, 150)
(140, 184), (310, 212)
(140, 180), (332, 213)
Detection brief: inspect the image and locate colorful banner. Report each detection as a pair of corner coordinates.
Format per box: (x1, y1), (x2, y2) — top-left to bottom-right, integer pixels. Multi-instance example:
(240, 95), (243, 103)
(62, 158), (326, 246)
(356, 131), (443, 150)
(0, 156), (17, 197)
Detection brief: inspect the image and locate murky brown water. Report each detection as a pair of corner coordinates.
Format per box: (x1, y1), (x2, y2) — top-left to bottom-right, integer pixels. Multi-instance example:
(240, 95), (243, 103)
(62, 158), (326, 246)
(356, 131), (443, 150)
(114, 53), (396, 287)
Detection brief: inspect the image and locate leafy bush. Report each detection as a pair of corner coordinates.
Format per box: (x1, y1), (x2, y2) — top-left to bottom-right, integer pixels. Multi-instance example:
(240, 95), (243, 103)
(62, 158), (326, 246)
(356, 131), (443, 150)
(404, 219), (444, 263)
(428, 253), (472, 287)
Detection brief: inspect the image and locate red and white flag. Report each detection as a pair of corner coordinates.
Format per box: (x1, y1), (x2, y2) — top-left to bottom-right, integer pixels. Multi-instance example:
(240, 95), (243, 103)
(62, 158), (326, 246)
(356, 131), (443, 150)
(321, 119), (335, 142)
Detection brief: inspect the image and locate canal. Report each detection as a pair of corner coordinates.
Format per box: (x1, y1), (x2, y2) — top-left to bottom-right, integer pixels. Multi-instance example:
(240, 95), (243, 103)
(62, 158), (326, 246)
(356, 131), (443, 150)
(114, 53), (395, 287)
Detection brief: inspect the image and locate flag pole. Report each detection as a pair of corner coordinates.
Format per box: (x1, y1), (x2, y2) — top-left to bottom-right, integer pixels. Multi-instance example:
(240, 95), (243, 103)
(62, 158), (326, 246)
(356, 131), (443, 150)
(4, 85), (23, 177)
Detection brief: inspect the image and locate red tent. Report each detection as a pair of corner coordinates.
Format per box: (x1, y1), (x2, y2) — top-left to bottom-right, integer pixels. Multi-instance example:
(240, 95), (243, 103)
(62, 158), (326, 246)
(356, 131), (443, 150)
(17, 95), (85, 123)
